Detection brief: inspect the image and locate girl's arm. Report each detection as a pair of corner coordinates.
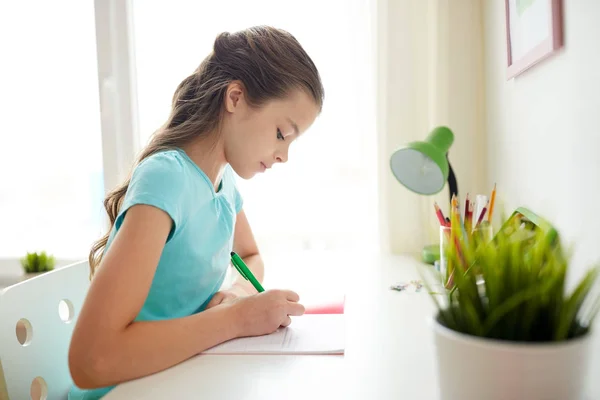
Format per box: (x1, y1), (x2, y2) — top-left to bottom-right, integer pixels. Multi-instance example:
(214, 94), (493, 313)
(68, 205), (237, 388)
(205, 210), (264, 307)
(229, 210), (265, 296)
(68, 204), (303, 389)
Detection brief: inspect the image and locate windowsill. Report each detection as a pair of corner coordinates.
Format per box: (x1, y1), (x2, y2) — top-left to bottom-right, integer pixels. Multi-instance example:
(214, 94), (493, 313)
(0, 248), (384, 294)
(0, 258), (82, 289)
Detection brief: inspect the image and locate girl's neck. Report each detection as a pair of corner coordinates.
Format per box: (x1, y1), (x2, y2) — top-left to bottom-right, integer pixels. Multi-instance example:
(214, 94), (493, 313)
(181, 135), (227, 191)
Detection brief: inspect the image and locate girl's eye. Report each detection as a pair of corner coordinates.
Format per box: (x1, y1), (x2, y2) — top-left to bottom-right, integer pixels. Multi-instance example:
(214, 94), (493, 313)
(277, 128), (285, 141)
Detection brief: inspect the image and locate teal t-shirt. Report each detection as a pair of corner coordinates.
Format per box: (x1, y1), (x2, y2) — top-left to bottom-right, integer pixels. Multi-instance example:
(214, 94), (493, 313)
(69, 148), (243, 399)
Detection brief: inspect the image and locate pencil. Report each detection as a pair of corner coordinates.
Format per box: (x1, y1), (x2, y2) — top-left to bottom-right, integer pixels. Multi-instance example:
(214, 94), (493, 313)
(447, 202), (457, 285)
(466, 201), (474, 233)
(476, 201), (489, 227)
(451, 194), (461, 226)
(487, 183), (497, 222)
(448, 201), (466, 286)
(434, 202), (448, 226)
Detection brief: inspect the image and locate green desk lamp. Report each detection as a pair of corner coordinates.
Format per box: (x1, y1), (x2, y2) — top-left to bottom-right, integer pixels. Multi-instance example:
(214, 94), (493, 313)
(389, 126), (458, 264)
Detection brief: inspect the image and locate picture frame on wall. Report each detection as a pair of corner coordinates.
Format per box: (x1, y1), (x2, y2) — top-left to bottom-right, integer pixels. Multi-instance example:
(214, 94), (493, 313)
(505, 0), (564, 79)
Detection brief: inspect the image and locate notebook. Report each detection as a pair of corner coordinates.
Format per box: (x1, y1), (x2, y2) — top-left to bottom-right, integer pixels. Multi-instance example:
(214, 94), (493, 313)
(203, 314), (345, 355)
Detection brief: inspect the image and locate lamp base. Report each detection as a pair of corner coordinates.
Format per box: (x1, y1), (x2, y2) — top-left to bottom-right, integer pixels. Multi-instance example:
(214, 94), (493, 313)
(421, 243), (440, 265)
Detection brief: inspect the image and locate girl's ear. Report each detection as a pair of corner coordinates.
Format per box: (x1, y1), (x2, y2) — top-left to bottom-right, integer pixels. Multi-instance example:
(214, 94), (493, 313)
(224, 81), (245, 113)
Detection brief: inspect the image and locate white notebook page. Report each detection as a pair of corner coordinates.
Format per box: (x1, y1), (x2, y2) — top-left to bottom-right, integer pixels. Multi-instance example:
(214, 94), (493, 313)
(203, 314), (345, 355)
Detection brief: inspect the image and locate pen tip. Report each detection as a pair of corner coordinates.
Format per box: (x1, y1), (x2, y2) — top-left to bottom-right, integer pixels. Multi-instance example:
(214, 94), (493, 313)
(230, 251), (235, 256)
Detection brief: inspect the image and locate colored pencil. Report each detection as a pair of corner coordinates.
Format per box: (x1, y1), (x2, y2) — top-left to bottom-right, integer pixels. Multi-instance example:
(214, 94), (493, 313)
(466, 200), (474, 233)
(488, 183), (497, 222)
(434, 202), (448, 226)
(476, 202), (489, 227)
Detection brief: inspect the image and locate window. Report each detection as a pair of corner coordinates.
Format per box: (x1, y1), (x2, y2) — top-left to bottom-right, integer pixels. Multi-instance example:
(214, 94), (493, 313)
(131, 0), (379, 255)
(0, 0), (378, 270)
(0, 1), (105, 260)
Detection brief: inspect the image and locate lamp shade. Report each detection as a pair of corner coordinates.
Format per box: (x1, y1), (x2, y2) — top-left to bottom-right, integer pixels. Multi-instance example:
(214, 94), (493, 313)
(389, 126), (454, 195)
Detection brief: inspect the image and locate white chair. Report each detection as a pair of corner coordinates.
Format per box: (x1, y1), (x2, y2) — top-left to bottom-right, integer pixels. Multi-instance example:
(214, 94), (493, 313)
(0, 261), (90, 400)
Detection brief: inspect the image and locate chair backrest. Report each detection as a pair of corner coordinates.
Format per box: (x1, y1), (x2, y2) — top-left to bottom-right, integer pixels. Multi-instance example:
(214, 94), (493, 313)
(0, 260), (90, 400)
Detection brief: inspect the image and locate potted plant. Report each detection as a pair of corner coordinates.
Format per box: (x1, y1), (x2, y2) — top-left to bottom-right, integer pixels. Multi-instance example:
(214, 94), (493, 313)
(423, 208), (600, 400)
(20, 251), (55, 281)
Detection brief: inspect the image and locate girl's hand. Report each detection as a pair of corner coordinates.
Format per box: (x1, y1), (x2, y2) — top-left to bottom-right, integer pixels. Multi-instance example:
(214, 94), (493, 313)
(229, 289), (305, 337)
(205, 283), (254, 310)
(205, 289), (239, 309)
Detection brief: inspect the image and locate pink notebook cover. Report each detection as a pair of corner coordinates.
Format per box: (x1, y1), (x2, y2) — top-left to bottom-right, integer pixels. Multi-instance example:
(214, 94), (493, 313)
(304, 296), (345, 314)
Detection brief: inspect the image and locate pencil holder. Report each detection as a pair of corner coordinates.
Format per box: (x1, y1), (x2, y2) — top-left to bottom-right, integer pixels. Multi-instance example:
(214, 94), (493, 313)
(439, 223), (493, 286)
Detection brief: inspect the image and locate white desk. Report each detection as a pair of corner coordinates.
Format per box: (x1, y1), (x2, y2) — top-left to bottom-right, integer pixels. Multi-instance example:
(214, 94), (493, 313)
(105, 252), (600, 400)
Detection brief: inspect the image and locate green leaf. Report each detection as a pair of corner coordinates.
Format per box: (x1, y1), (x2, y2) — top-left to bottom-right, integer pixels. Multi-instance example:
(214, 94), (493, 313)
(555, 267), (599, 340)
(482, 274), (558, 337)
(20, 251), (55, 273)
(425, 207), (600, 342)
(588, 291), (600, 326)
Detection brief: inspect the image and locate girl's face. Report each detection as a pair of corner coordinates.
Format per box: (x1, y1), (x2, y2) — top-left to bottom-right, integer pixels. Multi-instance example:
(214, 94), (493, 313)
(222, 83), (320, 179)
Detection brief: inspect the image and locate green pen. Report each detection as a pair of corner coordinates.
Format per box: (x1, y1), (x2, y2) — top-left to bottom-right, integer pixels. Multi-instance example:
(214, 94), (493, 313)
(230, 251), (265, 293)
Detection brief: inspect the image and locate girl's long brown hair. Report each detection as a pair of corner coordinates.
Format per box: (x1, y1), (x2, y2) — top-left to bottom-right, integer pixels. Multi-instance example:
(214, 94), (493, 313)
(89, 26), (324, 277)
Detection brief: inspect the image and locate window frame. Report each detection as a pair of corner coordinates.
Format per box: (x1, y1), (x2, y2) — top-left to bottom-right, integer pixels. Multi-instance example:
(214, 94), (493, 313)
(0, 1), (140, 275)
(94, 0), (140, 196)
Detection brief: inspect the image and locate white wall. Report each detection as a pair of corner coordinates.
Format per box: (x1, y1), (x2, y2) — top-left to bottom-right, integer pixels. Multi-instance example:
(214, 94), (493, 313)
(484, 1), (600, 279)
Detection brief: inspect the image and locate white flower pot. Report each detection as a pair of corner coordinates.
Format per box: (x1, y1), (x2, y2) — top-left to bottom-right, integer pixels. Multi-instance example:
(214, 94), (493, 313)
(433, 317), (592, 400)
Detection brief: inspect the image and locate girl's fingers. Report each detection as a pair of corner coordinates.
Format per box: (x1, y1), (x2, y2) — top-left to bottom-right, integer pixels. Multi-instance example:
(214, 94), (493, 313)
(206, 292), (225, 308)
(287, 302), (306, 316)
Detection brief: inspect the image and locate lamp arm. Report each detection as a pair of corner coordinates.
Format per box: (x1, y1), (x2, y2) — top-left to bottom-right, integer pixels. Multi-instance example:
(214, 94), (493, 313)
(447, 154), (458, 204)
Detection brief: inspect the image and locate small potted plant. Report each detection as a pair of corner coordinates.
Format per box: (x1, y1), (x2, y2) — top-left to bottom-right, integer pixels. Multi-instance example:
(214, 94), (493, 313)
(20, 251), (55, 281)
(423, 208), (600, 400)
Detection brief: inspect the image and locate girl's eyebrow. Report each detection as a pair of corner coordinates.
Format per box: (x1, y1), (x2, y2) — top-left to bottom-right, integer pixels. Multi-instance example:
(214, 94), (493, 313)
(287, 117), (299, 135)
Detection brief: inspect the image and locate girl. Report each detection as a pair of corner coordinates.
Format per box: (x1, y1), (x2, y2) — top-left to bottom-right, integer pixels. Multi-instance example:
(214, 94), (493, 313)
(68, 25), (324, 399)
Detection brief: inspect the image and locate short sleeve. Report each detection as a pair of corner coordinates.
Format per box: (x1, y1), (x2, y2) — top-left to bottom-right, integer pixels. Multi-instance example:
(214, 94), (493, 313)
(115, 151), (186, 241)
(225, 165), (244, 213)
(234, 184), (243, 214)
